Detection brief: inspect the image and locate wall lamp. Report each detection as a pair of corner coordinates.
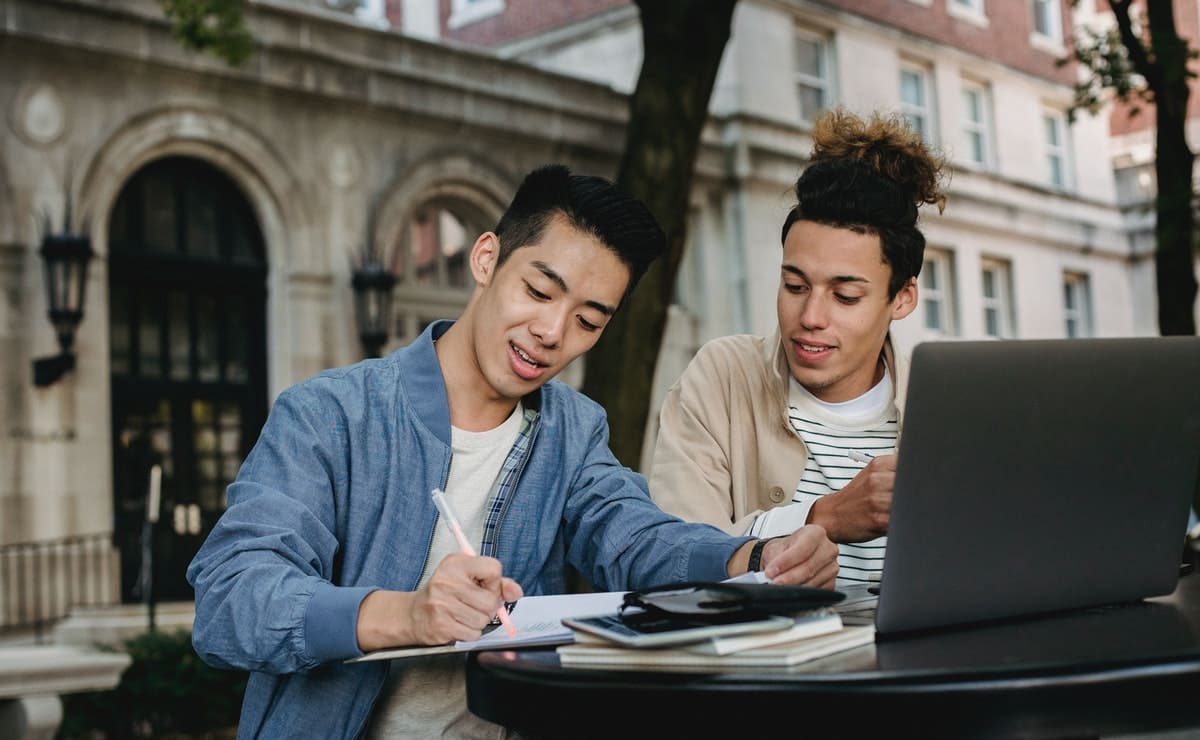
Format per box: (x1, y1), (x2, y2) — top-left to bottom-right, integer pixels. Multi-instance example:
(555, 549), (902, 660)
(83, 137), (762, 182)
(351, 259), (396, 359)
(33, 218), (94, 387)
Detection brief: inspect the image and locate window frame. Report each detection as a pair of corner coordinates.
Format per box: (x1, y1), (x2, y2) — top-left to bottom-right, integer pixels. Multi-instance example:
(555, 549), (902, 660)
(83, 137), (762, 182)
(1043, 108), (1072, 191)
(948, 0), (988, 27)
(1063, 271), (1094, 338)
(961, 80), (994, 170)
(794, 27), (835, 125)
(920, 248), (958, 337)
(980, 257), (1015, 339)
(447, 0), (505, 29)
(1031, 0), (1063, 45)
(900, 61), (936, 144)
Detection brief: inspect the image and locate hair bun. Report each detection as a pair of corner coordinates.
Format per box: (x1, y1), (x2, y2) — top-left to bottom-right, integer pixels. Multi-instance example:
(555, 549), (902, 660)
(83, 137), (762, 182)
(810, 107), (948, 214)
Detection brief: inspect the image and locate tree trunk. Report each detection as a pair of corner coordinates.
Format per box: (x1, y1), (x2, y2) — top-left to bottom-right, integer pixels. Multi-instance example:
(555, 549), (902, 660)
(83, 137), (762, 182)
(1145, 0), (1198, 336)
(580, 0), (738, 470)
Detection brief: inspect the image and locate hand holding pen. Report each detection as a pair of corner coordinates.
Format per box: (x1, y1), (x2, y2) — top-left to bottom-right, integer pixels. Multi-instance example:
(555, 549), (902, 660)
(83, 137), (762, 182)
(431, 488), (519, 637)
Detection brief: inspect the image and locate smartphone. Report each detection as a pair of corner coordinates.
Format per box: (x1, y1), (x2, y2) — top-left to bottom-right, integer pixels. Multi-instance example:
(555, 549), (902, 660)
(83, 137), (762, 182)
(562, 611), (795, 648)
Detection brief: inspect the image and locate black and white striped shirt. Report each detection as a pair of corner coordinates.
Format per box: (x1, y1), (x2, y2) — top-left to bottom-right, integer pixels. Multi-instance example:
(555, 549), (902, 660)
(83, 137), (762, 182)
(749, 370), (897, 587)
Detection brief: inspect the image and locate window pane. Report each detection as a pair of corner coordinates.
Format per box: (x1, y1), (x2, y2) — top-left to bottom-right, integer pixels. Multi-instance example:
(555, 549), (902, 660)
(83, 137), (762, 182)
(139, 294), (163, 378)
(185, 184), (220, 259)
(1049, 156), (1064, 188)
(226, 295), (248, 383)
(169, 292), (190, 381)
(196, 294), (220, 382)
(437, 209), (471, 289)
(798, 85), (825, 121)
(985, 307), (999, 337)
(922, 264), (939, 290)
(901, 70), (923, 106)
(1034, 0), (1052, 35)
(794, 38), (823, 77)
(1044, 115), (1060, 145)
(982, 269), (996, 298)
(1063, 282), (1075, 309)
(111, 284), (130, 375)
(924, 299), (943, 331)
(410, 208), (438, 286)
(142, 174), (177, 254)
(963, 90), (981, 122)
(968, 131), (984, 163)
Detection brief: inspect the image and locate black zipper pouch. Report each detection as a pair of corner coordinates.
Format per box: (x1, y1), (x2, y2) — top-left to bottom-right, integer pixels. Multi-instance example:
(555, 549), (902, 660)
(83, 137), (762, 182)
(620, 581), (845, 621)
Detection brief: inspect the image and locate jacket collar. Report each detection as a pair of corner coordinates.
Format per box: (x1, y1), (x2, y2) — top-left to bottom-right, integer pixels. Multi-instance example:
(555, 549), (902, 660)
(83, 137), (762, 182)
(391, 320), (543, 447)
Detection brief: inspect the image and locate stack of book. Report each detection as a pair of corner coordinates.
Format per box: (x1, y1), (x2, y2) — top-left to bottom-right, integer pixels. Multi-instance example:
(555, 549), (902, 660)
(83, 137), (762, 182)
(557, 608), (875, 669)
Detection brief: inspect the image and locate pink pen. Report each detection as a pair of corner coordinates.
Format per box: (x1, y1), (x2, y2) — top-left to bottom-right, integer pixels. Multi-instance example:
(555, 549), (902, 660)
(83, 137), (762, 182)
(431, 488), (518, 637)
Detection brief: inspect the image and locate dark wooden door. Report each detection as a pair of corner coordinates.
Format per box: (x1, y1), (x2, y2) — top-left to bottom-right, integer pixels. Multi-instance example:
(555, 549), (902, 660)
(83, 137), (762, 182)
(108, 156), (268, 602)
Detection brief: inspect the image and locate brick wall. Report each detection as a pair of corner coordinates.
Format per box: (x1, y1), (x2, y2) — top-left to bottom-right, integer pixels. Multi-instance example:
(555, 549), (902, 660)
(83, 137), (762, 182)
(829, 0), (1075, 85)
(442, 0), (629, 46)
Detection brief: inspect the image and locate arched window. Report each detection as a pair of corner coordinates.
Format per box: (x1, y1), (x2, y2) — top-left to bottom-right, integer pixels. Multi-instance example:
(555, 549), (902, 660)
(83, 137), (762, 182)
(389, 194), (494, 347)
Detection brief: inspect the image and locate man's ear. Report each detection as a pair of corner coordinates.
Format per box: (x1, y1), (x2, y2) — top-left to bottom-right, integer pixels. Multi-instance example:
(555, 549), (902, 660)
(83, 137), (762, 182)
(891, 277), (918, 320)
(469, 232), (501, 286)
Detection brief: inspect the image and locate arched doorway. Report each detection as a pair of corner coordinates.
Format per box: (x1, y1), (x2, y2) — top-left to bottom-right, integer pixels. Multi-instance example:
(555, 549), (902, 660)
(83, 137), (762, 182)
(108, 156), (268, 602)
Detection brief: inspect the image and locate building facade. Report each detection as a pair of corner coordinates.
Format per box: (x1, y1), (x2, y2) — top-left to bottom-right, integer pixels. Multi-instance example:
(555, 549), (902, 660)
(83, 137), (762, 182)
(1, 0), (1161, 616)
(1, 0), (629, 611)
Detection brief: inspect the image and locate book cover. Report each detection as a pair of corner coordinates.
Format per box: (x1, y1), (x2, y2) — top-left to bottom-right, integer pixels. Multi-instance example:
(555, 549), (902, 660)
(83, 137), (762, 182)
(557, 624), (876, 669)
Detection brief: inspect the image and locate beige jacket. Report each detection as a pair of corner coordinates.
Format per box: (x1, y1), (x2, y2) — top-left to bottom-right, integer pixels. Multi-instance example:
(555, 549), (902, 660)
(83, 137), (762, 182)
(649, 330), (908, 536)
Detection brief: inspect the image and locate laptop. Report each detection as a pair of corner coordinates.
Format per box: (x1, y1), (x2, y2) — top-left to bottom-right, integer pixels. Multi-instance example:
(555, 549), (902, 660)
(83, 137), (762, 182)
(844, 336), (1200, 637)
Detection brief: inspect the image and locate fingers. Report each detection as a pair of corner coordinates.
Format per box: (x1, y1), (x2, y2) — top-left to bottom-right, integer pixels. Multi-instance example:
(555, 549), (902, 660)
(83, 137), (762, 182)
(501, 577), (524, 603)
(763, 525), (839, 585)
(416, 554), (515, 644)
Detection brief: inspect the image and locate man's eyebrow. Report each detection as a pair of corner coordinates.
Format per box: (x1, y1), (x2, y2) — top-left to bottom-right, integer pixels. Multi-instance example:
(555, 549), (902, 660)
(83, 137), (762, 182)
(531, 260), (616, 316)
(782, 264), (869, 285)
(531, 261), (568, 292)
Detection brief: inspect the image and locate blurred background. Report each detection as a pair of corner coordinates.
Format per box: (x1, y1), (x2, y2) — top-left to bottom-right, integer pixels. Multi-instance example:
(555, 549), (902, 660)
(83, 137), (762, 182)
(1, 0), (1198, 716)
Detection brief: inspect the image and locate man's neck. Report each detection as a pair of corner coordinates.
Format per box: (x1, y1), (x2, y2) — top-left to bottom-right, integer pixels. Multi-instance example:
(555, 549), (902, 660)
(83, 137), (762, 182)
(434, 321), (521, 432)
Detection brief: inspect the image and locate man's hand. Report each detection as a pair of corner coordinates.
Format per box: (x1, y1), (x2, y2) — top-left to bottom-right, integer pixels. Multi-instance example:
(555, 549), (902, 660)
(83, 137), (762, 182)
(759, 525), (838, 588)
(355, 553), (523, 652)
(808, 454), (895, 542)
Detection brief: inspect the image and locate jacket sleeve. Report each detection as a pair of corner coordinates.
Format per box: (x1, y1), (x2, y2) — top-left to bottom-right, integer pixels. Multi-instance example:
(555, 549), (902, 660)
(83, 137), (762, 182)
(186, 386), (376, 674)
(560, 405), (751, 591)
(649, 342), (763, 536)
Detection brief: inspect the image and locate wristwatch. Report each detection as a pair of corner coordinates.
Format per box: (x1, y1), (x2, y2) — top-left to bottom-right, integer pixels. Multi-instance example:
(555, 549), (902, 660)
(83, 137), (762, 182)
(747, 537), (772, 572)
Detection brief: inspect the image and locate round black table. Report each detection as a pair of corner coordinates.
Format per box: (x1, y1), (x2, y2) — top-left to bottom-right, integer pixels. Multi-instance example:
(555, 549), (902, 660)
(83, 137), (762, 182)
(467, 573), (1200, 739)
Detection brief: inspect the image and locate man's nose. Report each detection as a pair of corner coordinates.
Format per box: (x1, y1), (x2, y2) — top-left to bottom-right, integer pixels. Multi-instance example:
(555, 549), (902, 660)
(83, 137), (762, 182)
(798, 293), (830, 329)
(531, 310), (567, 348)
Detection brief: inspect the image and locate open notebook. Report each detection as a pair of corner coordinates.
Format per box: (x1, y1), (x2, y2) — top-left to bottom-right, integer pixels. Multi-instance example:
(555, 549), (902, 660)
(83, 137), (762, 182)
(846, 337), (1200, 636)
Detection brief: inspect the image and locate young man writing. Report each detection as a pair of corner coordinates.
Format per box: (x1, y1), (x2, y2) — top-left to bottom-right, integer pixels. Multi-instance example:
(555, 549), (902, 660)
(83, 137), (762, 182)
(650, 109), (947, 587)
(187, 164), (838, 738)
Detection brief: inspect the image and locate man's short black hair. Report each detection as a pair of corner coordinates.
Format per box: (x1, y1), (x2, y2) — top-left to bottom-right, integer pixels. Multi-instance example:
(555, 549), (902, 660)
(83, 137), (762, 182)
(494, 165), (665, 300)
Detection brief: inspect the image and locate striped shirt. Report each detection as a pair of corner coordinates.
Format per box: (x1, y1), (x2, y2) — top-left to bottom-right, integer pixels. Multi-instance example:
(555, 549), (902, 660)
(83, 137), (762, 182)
(750, 370), (897, 587)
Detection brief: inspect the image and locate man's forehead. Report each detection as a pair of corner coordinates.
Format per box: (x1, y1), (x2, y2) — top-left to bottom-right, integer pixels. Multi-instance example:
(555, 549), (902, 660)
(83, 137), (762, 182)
(508, 242), (628, 311)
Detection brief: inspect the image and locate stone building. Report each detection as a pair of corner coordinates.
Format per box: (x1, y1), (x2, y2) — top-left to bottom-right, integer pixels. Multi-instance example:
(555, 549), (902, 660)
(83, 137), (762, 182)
(1, 0), (1158, 618)
(1, 0), (631, 613)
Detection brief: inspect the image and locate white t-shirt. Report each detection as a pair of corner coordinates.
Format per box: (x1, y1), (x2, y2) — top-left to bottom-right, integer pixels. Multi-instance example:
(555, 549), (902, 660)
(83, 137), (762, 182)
(366, 403), (524, 740)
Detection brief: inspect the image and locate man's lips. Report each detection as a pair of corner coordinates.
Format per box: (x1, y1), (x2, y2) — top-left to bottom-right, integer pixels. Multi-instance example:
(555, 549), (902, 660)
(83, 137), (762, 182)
(509, 342), (548, 381)
(791, 339), (834, 362)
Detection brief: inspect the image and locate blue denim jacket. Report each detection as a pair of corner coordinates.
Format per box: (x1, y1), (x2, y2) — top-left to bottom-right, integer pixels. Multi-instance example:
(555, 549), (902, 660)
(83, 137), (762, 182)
(188, 321), (749, 738)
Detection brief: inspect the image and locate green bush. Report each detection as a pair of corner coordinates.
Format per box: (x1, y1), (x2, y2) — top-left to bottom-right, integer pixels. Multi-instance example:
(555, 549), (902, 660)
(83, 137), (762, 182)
(58, 630), (246, 739)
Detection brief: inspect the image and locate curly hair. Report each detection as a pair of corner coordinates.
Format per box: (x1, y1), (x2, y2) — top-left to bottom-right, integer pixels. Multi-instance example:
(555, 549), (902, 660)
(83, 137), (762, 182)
(782, 107), (949, 298)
